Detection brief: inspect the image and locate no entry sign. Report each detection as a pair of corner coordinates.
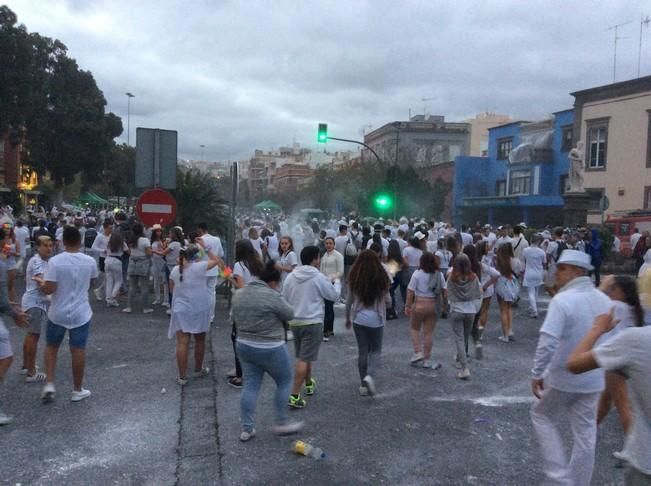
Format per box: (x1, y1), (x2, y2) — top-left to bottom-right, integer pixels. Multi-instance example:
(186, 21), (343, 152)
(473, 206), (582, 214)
(136, 188), (177, 227)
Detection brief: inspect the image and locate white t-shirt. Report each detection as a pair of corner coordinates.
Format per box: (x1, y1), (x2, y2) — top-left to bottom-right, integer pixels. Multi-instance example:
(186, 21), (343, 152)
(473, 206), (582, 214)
(91, 232), (110, 258)
(538, 277), (611, 393)
(166, 241), (182, 268)
(402, 246), (423, 267)
(397, 239), (408, 251)
(233, 261), (254, 286)
(22, 254), (49, 311)
(366, 237), (389, 257)
(522, 246), (546, 287)
(14, 226), (29, 258)
(435, 249), (452, 270)
(407, 269), (444, 298)
(279, 251), (298, 282)
(594, 326), (651, 474)
(201, 234), (224, 277)
(265, 233), (280, 260)
(460, 232), (473, 247)
(130, 237), (151, 257)
(249, 237), (263, 258)
(511, 235), (529, 261)
(334, 235), (349, 256)
(45, 251), (98, 329)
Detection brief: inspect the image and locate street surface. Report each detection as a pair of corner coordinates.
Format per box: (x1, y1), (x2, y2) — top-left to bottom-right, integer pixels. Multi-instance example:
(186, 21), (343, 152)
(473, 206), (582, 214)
(2, 289), (626, 485)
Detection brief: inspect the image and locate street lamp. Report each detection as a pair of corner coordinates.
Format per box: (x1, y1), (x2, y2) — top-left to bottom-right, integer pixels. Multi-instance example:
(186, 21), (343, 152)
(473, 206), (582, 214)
(125, 92), (135, 145)
(200, 144), (205, 161)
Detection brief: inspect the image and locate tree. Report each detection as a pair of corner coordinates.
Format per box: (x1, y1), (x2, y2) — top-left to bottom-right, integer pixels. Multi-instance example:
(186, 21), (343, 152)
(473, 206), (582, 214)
(103, 143), (135, 197)
(174, 168), (229, 235)
(0, 6), (122, 201)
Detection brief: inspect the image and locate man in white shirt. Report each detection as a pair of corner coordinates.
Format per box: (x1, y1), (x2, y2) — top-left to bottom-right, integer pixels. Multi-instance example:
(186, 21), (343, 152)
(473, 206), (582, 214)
(511, 225), (529, 263)
(459, 225), (473, 247)
(530, 250), (611, 486)
(14, 220), (30, 270)
(90, 220), (112, 302)
(39, 226), (98, 403)
(481, 225), (497, 249)
(630, 227), (642, 254)
(197, 222), (224, 324)
(567, 309), (651, 484)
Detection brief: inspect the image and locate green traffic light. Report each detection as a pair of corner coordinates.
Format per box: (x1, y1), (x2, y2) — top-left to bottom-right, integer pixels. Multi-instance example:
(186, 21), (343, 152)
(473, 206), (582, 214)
(374, 193), (392, 210)
(317, 123), (328, 143)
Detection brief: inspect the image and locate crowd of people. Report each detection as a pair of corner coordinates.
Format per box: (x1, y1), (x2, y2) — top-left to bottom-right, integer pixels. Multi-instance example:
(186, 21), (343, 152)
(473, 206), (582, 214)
(0, 205), (649, 484)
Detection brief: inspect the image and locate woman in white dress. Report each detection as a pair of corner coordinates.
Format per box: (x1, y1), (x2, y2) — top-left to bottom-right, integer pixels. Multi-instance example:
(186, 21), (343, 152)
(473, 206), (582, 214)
(522, 234), (547, 318)
(494, 242), (522, 342)
(169, 241), (221, 385)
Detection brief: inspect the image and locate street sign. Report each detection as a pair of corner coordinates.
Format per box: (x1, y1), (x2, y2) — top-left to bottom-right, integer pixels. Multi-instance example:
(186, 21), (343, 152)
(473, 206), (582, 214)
(136, 188), (177, 227)
(135, 128), (178, 189)
(599, 194), (610, 211)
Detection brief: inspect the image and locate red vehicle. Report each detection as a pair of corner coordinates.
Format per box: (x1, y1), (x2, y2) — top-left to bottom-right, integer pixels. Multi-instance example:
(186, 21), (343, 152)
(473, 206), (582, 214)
(605, 211), (651, 256)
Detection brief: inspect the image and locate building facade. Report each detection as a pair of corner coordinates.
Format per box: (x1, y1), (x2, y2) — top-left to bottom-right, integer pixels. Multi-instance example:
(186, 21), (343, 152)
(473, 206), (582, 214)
(453, 110), (574, 227)
(272, 163), (313, 192)
(463, 112), (513, 157)
(571, 76), (651, 223)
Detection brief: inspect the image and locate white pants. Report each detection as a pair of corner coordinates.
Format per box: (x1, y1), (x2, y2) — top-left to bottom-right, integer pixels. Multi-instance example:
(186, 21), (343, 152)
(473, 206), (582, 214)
(105, 257), (123, 302)
(207, 276), (218, 323)
(530, 388), (600, 486)
(526, 284), (540, 315)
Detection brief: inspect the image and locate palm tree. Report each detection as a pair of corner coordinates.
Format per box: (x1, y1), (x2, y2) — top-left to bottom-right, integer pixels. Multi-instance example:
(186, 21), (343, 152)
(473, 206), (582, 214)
(173, 168), (228, 235)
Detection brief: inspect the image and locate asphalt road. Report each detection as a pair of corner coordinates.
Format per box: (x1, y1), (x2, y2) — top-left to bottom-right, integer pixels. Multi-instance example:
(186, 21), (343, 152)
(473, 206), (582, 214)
(1, 286), (626, 485)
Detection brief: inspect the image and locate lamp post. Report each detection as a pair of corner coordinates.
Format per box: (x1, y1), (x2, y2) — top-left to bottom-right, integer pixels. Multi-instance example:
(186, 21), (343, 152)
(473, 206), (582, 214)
(200, 144), (205, 161)
(125, 92), (135, 145)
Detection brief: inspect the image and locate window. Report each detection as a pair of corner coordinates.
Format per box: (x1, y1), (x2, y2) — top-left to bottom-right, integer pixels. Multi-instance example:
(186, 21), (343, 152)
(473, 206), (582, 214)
(495, 180), (506, 196)
(559, 175), (569, 195)
(497, 138), (513, 160)
(645, 186), (651, 209)
(561, 125), (573, 151)
(509, 169), (530, 195)
(586, 119), (608, 169)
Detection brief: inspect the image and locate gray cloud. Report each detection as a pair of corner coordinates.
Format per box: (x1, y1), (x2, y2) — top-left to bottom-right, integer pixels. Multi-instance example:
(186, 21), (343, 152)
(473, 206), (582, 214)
(8, 0), (651, 160)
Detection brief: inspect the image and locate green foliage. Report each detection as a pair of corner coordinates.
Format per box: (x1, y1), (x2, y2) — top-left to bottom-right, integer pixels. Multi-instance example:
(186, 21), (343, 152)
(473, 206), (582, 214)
(0, 6), (122, 193)
(173, 169), (229, 235)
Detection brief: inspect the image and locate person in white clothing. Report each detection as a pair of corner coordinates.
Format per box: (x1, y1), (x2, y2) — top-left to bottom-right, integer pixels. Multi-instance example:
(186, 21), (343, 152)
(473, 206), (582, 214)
(14, 220), (30, 273)
(150, 224), (168, 307)
(511, 225), (529, 263)
(530, 250), (611, 486)
(248, 227), (264, 259)
(197, 222), (225, 324)
(19, 236), (52, 383)
(320, 237), (343, 340)
(169, 242), (221, 385)
(90, 220), (112, 302)
(123, 223), (153, 314)
(38, 226), (99, 403)
(276, 236), (298, 284)
(522, 234), (546, 318)
(567, 303), (651, 484)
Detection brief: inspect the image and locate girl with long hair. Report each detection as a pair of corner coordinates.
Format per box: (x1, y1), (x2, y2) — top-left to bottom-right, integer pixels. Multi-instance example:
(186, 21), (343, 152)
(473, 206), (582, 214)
(597, 275), (645, 454)
(169, 241), (221, 385)
(386, 239), (403, 319)
(276, 236), (298, 284)
(405, 252), (444, 368)
(445, 253), (482, 379)
(105, 231), (129, 307)
(150, 225), (168, 306)
(1, 225), (19, 303)
(345, 250), (391, 396)
(229, 239), (263, 388)
(124, 223), (153, 314)
(494, 242), (522, 342)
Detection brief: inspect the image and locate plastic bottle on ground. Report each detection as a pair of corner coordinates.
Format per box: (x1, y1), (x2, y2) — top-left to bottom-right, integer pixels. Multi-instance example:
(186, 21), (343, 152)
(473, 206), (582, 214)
(292, 440), (325, 460)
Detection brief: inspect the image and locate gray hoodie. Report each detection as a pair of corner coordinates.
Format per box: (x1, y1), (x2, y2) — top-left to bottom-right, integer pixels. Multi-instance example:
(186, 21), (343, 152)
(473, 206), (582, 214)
(281, 265), (340, 324)
(231, 280), (294, 343)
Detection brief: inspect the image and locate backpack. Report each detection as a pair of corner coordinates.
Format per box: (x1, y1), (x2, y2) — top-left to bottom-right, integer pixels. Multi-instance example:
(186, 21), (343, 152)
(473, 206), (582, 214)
(84, 228), (98, 249)
(554, 240), (568, 262)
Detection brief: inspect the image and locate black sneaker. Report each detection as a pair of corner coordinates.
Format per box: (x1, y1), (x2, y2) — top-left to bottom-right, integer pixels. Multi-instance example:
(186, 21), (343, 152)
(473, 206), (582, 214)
(227, 377), (243, 389)
(288, 394), (306, 409)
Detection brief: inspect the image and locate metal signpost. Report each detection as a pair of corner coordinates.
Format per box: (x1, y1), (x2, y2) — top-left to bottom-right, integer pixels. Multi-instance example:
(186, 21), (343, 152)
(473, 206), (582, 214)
(135, 128), (178, 189)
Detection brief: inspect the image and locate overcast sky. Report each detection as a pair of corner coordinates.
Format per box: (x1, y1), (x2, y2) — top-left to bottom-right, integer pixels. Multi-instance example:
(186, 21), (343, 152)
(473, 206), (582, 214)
(7, 0), (651, 161)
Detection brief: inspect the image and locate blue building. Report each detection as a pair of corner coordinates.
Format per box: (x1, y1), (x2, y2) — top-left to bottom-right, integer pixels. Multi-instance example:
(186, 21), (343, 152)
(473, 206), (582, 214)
(453, 109), (574, 227)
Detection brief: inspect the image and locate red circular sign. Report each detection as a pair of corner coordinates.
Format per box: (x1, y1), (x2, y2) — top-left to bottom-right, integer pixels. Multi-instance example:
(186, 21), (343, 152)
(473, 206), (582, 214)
(136, 188), (177, 227)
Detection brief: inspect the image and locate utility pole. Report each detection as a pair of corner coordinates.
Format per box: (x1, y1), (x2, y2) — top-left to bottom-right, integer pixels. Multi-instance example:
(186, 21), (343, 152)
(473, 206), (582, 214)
(607, 20), (633, 82)
(639, 15), (651, 77)
(125, 92), (135, 145)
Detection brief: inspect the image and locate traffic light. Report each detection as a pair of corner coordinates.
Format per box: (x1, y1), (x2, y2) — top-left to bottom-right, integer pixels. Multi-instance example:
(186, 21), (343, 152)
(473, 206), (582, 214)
(317, 123), (328, 143)
(373, 192), (393, 211)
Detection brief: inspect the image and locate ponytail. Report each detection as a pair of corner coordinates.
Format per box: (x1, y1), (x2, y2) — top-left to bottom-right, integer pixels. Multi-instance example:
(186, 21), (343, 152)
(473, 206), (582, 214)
(179, 250), (186, 282)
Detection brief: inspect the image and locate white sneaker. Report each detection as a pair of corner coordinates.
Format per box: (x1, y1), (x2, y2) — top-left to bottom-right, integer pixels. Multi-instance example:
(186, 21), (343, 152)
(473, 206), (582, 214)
(457, 367), (471, 380)
(272, 421), (304, 436)
(498, 335), (510, 343)
(359, 385), (369, 396)
(422, 360), (442, 370)
(177, 377), (188, 386)
(20, 367), (29, 375)
(166, 309), (171, 316)
(143, 308), (154, 314)
(0, 410), (13, 425)
(41, 382), (56, 403)
(362, 375), (376, 396)
(240, 429), (256, 442)
(71, 388), (91, 402)
(151, 300), (160, 306)
(25, 371), (46, 383)
(193, 367), (210, 378)
(94, 289), (103, 302)
(410, 352), (424, 365)
(286, 330), (294, 341)
(162, 301), (170, 308)
(122, 307), (132, 313)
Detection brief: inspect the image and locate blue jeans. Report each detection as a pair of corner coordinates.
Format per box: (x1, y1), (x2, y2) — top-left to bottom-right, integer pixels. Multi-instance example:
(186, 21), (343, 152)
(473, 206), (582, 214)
(236, 342), (293, 433)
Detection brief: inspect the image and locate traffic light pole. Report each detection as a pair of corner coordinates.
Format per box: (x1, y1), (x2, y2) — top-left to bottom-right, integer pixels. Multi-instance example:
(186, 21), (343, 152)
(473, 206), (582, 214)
(326, 136), (383, 164)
